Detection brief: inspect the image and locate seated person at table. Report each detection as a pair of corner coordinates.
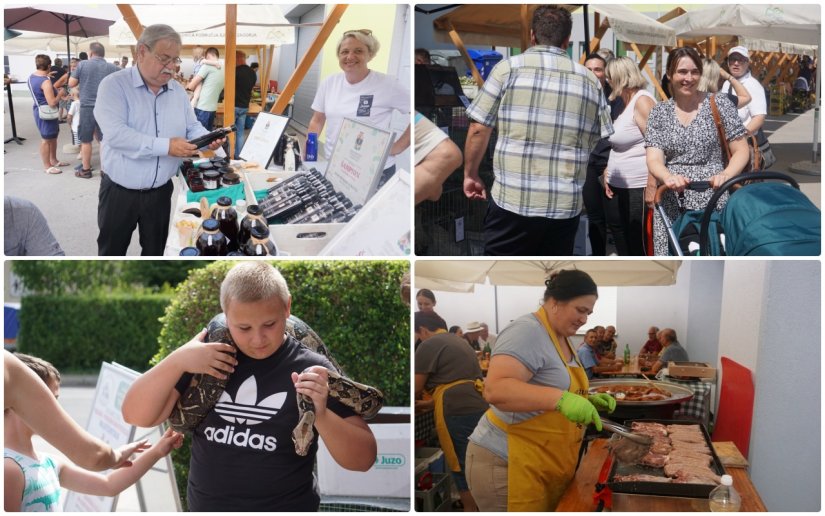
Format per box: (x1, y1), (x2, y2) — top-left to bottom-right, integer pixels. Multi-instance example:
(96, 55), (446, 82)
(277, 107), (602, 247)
(577, 329), (623, 379)
(640, 326), (662, 356)
(598, 325), (618, 359)
(650, 328), (689, 374)
(415, 311), (488, 512)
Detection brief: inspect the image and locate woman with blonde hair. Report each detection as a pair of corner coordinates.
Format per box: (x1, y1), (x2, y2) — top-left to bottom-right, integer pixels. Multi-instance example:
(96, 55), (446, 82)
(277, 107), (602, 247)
(699, 58), (751, 108)
(309, 29), (410, 187)
(603, 57), (656, 255)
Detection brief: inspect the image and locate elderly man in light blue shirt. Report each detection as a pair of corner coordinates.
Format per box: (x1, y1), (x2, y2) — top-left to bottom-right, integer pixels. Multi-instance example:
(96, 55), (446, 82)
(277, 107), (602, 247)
(94, 24), (224, 256)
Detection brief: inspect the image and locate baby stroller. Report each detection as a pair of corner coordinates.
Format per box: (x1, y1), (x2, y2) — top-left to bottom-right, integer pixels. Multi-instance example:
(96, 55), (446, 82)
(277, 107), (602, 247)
(790, 77), (811, 113)
(654, 172), (821, 256)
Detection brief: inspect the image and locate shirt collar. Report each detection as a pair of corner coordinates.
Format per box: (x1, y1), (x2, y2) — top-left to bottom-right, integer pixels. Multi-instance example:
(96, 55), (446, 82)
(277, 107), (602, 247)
(529, 45), (568, 57)
(130, 65), (169, 93)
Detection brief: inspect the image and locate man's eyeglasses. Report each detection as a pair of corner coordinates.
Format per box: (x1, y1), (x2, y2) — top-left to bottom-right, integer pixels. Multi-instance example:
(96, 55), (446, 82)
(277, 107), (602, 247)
(344, 29), (372, 37)
(149, 50), (182, 67)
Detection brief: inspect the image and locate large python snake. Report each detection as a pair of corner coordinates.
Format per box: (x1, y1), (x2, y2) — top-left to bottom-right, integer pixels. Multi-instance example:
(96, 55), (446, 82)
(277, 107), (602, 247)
(168, 313), (384, 456)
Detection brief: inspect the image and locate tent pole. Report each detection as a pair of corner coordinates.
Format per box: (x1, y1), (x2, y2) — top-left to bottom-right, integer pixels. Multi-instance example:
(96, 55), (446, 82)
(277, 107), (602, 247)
(117, 5), (144, 41)
(272, 4), (348, 115)
(813, 44), (821, 163)
(65, 18), (71, 60)
(447, 21), (484, 87)
(224, 4), (237, 156)
(583, 5), (590, 59)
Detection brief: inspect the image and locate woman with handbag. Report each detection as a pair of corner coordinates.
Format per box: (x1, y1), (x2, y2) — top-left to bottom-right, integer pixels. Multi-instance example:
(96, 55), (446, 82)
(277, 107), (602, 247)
(28, 55), (68, 174)
(645, 47), (750, 256)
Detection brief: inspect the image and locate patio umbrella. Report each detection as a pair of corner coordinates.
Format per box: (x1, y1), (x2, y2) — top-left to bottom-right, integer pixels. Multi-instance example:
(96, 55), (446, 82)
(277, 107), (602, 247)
(416, 260), (682, 291)
(4, 28), (22, 40)
(4, 6), (116, 60)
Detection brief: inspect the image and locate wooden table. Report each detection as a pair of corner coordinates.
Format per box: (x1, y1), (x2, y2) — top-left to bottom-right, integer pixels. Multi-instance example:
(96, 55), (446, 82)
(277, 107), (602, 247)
(556, 439), (767, 511)
(597, 356), (652, 377)
(216, 102), (263, 116)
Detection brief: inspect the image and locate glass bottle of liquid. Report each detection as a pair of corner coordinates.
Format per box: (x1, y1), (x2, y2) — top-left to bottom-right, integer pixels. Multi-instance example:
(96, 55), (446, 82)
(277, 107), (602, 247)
(237, 204), (267, 248)
(624, 343), (631, 366)
(196, 218), (228, 256)
(243, 225), (278, 256)
(211, 196), (239, 252)
(709, 474), (741, 512)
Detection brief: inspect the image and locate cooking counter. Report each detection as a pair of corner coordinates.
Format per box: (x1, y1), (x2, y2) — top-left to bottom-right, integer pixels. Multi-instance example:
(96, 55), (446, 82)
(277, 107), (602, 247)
(556, 439), (766, 512)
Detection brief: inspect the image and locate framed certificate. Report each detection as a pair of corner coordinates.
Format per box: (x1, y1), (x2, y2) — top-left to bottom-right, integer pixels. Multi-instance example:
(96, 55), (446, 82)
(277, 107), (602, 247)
(239, 112), (290, 168)
(324, 118), (394, 207)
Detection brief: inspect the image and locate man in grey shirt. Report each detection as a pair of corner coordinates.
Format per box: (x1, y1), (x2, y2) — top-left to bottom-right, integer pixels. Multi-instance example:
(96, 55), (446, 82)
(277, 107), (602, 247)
(4, 196), (64, 256)
(68, 42), (118, 178)
(651, 328), (689, 374)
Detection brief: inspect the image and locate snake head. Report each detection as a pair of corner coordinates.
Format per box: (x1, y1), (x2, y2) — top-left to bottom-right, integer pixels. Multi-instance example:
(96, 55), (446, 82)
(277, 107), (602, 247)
(292, 405), (316, 456)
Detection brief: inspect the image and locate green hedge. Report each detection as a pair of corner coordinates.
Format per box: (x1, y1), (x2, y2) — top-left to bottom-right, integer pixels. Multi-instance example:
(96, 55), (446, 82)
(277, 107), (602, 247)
(155, 260), (410, 510)
(17, 294), (172, 372)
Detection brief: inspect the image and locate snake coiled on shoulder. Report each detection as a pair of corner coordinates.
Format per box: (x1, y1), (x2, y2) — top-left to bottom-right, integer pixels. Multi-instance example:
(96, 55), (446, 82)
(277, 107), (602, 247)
(168, 313), (384, 455)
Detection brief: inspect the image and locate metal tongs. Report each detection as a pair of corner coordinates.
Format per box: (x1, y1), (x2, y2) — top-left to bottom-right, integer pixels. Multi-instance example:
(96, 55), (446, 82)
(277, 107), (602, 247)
(601, 417), (653, 463)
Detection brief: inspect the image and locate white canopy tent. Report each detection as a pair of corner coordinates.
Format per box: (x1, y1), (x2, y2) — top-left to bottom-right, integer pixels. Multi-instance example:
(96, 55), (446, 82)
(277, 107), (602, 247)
(667, 4), (821, 168)
(107, 5), (294, 47)
(415, 260), (682, 292)
(432, 4), (676, 49)
(3, 31), (113, 56)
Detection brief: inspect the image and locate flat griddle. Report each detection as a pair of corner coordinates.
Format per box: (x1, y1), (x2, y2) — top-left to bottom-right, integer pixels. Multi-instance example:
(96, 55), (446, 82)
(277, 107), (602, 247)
(606, 419), (727, 499)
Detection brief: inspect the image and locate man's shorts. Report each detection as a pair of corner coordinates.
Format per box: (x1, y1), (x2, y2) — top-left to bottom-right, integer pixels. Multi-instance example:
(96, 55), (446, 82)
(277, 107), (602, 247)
(78, 105), (102, 143)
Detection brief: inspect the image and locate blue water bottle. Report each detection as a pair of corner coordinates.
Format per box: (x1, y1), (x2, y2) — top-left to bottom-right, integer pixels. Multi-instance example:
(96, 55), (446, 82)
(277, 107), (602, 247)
(305, 132), (318, 162)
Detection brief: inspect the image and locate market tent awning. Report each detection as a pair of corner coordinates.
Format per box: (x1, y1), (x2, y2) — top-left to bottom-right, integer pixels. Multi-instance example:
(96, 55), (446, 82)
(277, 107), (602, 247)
(433, 4), (676, 49)
(738, 37), (818, 57)
(415, 260), (682, 292)
(4, 5), (117, 59)
(108, 5), (294, 47)
(666, 4), (820, 46)
(2, 30), (112, 56)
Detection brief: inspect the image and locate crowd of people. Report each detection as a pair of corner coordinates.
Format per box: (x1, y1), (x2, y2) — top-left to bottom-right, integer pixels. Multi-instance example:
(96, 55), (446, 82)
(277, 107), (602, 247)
(413, 5), (802, 256)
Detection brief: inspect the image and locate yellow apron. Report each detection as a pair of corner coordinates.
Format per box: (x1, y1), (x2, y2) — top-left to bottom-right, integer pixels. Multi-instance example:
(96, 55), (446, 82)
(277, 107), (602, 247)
(431, 378), (484, 472)
(486, 308), (589, 511)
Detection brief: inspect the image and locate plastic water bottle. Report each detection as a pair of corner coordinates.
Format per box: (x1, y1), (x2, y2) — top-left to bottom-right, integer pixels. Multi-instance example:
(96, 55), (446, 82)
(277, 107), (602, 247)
(709, 474), (741, 512)
(305, 132), (318, 162)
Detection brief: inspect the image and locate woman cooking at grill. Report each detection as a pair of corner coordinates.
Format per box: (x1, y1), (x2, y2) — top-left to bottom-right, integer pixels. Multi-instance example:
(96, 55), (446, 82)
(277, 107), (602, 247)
(464, 270), (617, 511)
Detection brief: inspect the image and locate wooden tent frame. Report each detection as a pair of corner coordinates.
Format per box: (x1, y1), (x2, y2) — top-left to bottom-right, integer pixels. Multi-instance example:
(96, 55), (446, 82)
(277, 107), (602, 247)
(116, 4), (348, 157)
(435, 5), (681, 101)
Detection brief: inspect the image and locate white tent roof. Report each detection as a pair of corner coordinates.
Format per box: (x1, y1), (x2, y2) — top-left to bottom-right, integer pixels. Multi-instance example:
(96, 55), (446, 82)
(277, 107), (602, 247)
(738, 37), (818, 57)
(3, 31), (114, 56)
(432, 4), (676, 49)
(667, 4), (820, 46)
(415, 260), (682, 292)
(108, 5), (294, 47)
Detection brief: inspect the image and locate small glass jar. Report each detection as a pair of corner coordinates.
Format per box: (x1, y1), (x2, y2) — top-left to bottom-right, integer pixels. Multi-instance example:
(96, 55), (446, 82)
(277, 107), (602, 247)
(222, 172), (241, 186)
(243, 225), (278, 256)
(196, 218), (228, 256)
(211, 196), (240, 252)
(203, 170), (220, 190)
(238, 204), (267, 248)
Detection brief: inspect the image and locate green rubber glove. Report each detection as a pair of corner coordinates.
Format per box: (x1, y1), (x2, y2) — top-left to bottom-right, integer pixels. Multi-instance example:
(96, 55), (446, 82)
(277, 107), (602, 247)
(588, 393), (617, 413)
(557, 392), (602, 431)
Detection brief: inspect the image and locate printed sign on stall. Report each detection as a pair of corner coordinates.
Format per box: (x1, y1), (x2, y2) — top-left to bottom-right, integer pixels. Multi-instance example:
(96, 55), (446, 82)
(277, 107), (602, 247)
(324, 118), (393, 207)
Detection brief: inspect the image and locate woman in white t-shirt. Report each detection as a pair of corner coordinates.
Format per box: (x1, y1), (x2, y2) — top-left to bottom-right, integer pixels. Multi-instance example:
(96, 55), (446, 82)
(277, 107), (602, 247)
(603, 57), (656, 256)
(308, 29), (410, 187)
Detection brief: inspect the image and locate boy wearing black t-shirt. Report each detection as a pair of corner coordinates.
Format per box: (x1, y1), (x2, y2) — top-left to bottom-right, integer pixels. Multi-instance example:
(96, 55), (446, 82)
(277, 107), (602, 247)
(121, 262), (377, 511)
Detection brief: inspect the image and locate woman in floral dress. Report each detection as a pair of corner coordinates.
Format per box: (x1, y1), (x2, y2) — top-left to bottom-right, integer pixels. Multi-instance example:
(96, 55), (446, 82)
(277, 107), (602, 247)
(645, 47), (750, 255)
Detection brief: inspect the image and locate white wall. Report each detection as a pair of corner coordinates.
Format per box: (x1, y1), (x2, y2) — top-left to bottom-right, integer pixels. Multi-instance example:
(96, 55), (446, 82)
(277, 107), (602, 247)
(748, 261), (820, 511)
(717, 261), (767, 371)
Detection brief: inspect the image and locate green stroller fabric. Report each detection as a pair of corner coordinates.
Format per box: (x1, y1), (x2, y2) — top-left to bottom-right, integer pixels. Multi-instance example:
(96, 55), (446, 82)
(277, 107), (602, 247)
(720, 182), (821, 256)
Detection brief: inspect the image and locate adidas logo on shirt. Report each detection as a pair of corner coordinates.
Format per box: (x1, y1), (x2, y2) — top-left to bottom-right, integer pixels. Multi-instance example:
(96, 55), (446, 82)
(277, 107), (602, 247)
(202, 375), (287, 451)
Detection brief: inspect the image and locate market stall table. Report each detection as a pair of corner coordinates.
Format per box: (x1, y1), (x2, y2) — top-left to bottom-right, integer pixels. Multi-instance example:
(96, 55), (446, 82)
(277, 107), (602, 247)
(597, 355), (651, 377)
(556, 439), (766, 511)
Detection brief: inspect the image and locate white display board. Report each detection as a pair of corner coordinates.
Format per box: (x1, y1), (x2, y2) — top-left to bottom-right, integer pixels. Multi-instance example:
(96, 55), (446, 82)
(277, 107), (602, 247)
(63, 363), (180, 512)
(324, 118), (393, 207)
(320, 170), (411, 256)
(239, 112), (290, 168)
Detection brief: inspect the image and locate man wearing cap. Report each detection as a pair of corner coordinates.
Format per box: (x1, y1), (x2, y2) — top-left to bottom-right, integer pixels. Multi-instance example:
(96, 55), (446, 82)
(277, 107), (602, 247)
(721, 46), (767, 137)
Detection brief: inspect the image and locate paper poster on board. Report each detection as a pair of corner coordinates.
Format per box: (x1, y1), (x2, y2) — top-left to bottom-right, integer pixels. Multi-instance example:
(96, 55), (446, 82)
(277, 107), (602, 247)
(320, 170), (411, 256)
(324, 118), (393, 207)
(239, 112), (290, 168)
